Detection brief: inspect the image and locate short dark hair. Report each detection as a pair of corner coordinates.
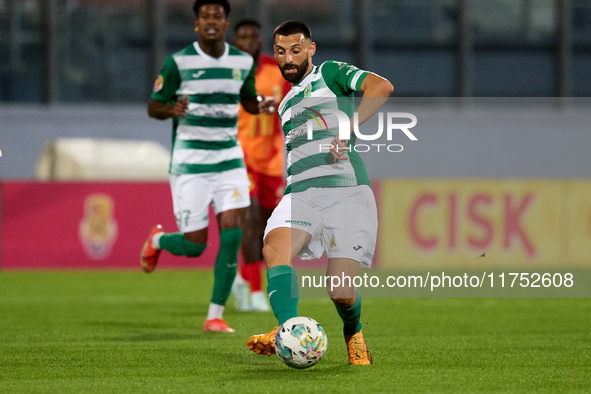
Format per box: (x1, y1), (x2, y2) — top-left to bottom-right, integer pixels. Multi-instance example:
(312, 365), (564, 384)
(193, 0), (231, 18)
(235, 19), (261, 33)
(273, 20), (312, 41)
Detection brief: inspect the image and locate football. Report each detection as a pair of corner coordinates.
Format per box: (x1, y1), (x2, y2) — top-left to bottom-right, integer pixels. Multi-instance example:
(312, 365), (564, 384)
(275, 316), (328, 369)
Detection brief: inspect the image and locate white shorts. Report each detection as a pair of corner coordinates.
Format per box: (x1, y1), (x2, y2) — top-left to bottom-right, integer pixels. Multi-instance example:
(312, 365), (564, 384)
(169, 168), (250, 232)
(264, 185), (377, 267)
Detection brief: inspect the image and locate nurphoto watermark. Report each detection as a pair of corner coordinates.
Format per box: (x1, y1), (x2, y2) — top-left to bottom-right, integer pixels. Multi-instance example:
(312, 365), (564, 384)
(285, 97), (419, 155)
(309, 110), (417, 154)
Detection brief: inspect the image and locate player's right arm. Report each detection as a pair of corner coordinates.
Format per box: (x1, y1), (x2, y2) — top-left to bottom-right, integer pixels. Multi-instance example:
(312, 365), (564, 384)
(148, 96), (188, 120)
(147, 56), (187, 120)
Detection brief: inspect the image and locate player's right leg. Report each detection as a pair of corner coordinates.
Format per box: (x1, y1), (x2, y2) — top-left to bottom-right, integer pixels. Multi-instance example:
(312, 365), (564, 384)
(141, 174), (210, 273)
(235, 170), (283, 312)
(246, 226), (310, 355)
(326, 257), (372, 365)
(243, 173), (285, 311)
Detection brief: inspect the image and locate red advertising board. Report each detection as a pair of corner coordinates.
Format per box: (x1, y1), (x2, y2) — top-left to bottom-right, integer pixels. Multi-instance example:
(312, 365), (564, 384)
(1, 181), (221, 269)
(0, 180), (382, 270)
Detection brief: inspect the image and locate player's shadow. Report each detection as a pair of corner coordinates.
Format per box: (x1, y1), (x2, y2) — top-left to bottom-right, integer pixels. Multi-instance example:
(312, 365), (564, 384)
(197, 347), (344, 375)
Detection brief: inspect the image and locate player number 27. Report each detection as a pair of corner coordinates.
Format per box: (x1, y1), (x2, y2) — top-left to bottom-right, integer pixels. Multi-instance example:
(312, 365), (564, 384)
(176, 210), (191, 228)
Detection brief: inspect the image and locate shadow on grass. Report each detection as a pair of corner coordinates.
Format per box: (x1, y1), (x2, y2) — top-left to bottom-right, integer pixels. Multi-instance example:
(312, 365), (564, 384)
(188, 346), (346, 377)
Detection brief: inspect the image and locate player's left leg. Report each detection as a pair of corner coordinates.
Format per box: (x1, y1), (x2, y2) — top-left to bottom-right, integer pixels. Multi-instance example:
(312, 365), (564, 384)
(203, 207), (247, 332)
(204, 168), (251, 332)
(326, 258), (372, 365)
(323, 185), (377, 365)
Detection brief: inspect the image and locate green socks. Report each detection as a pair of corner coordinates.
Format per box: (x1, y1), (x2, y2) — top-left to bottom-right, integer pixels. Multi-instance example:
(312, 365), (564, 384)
(210, 228), (242, 306)
(159, 233), (206, 257)
(265, 265), (361, 333)
(336, 288), (363, 335)
(267, 265), (299, 325)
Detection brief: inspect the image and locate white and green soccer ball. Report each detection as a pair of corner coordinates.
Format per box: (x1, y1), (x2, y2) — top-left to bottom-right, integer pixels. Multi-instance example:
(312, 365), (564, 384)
(275, 316), (328, 369)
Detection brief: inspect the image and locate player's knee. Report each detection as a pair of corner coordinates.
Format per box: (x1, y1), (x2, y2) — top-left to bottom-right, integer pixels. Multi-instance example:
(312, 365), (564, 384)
(329, 296), (355, 310)
(327, 288), (356, 309)
(262, 242), (282, 268)
(183, 230), (207, 245)
(261, 243), (275, 264)
(184, 239), (206, 257)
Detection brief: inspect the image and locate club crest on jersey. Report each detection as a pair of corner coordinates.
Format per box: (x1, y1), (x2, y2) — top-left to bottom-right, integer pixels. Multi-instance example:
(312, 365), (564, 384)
(303, 83), (312, 97)
(232, 68), (242, 81)
(153, 75), (164, 92)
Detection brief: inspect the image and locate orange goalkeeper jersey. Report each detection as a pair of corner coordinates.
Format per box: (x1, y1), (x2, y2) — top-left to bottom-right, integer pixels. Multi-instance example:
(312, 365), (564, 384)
(238, 54), (290, 177)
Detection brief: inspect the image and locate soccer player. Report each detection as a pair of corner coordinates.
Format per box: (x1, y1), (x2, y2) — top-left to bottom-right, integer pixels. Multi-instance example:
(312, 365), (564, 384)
(231, 20), (291, 312)
(246, 20), (393, 365)
(141, 0), (274, 333)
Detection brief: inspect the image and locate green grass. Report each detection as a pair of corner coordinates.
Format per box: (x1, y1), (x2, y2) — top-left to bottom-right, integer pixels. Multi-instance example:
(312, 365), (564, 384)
(0, 271), (590, 393)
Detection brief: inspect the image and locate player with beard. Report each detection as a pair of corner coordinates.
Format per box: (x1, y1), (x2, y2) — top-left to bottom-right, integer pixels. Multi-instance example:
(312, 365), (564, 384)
(142, 0), (274, 333)
(231, 20), (291, 312)
(246, 20), (393, 365)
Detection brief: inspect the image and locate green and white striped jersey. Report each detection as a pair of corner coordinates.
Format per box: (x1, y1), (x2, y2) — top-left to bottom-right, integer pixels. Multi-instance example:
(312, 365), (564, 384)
(151, 42), (257, 175)
(279, 60), (371, 194)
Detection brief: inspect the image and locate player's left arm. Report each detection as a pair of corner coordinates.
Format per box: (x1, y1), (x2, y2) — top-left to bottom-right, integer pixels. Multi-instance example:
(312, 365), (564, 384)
(324, 61), (394, 162)
(240, 61), (276, 115)
(355, 73), (394, 127)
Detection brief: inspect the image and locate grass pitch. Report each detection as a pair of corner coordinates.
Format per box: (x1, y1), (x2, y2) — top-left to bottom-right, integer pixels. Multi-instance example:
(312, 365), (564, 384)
(0, 271), (590, 393)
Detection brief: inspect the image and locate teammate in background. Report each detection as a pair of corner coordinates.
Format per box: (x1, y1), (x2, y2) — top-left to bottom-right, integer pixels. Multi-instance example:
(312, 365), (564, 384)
(246, 21), (393, 364)
(231, 20), (291, 312)
(142, 0), (274, 333)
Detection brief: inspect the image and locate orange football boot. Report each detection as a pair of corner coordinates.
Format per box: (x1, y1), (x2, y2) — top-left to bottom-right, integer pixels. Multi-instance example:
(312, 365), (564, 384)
(203, 318), (235, 333)
(140, 225), (162, 273)
(345, 329), (373, 365)
(246, 327), (279, 356)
